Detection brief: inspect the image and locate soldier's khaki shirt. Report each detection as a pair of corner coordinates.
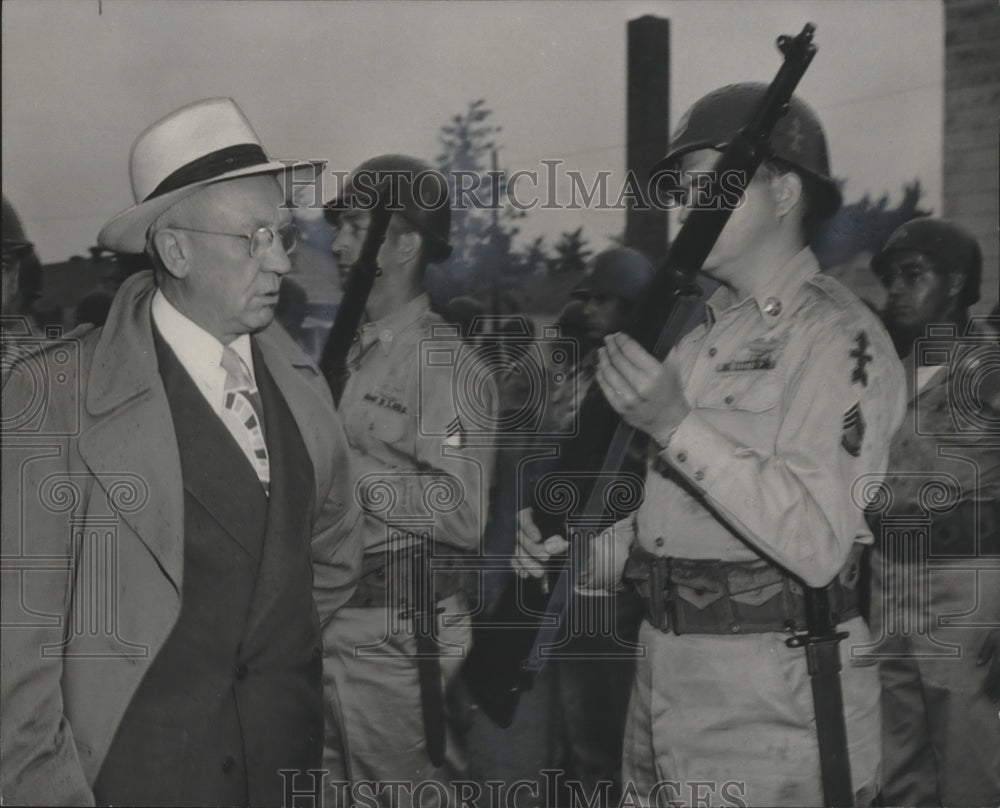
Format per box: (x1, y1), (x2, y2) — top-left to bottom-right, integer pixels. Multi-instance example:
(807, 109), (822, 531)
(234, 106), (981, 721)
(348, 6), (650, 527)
(339, 293), (495, 553)
(629, 249), (906, 588)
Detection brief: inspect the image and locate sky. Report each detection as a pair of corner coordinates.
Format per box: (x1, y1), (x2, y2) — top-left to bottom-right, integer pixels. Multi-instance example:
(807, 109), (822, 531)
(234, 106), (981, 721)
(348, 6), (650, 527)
(2, 0), (943, 264)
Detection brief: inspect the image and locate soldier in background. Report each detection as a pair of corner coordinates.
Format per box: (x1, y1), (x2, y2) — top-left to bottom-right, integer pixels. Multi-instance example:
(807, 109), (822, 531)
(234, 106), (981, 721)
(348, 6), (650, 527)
(1, 195), (45, 350)
(321, 155), (495, 807)
(547, 247), (653, 803)
(517, 84), (906, 805)
(868, 217), (1000, 806)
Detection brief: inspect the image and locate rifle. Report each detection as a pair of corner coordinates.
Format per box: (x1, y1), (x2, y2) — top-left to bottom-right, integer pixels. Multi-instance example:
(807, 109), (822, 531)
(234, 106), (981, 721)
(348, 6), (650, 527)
(319, 184), (394, 406)
(463, 17), (820, 722)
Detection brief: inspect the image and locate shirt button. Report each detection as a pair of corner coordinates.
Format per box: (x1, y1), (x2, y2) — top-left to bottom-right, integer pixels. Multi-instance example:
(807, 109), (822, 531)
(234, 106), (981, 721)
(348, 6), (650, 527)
(676, 452), (687, 463)
(235, 662), (248, 680)
(724, 395), (735, 405)
(708, 347), (717, 357)
(221, 756), (236, 774)
(694, 470), (705, 482)
(763, 297), (782, 316)
(654, 537), (665, 548)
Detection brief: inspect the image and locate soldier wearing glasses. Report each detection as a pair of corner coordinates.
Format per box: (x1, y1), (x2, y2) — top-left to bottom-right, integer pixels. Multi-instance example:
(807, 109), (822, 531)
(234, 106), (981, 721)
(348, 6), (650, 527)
(1, 98), (363, 806)
(1, 195), (45, 352)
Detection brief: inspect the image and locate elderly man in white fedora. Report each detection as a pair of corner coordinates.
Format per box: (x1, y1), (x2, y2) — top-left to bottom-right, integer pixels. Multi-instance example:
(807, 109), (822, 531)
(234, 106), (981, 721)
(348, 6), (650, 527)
(1, 97), (363, 806)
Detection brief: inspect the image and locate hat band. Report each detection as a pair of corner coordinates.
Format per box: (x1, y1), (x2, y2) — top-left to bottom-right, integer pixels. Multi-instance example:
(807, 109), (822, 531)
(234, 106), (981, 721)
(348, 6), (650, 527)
(145, 143), (270, 201)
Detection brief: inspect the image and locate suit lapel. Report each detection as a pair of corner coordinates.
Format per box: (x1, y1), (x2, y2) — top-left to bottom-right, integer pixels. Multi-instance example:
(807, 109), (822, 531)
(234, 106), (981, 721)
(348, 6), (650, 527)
(154, 329), (269, 559)
(242, 339), (314, 634)
(255, 322), (335, 505)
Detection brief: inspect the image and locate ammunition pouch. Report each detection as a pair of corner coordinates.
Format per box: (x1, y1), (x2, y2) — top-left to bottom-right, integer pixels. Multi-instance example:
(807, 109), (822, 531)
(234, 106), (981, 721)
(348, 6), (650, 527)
(345, 546), (468, 610)
(623, 545), (863, 635)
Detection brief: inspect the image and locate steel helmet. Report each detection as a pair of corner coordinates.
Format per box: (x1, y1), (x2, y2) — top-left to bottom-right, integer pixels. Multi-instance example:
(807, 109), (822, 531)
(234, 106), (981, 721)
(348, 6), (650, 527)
(653, 82), (841, 220)
(872, 217), (982, 307)
(325, 154), (452, 263)
(572, 247), (655, 303)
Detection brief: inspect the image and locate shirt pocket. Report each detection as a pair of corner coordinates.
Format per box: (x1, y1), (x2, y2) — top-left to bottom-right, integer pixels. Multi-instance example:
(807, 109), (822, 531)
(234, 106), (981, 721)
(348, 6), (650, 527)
(367, 406), (410, 448)
(696, 369), (783, 413)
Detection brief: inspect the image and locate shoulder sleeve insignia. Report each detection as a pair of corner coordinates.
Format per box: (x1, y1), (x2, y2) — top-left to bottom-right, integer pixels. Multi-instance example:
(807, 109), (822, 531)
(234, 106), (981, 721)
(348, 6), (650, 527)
(842, 401), (866, 457)
(443, 416), (464, 448)
(850, 330), (872, 387)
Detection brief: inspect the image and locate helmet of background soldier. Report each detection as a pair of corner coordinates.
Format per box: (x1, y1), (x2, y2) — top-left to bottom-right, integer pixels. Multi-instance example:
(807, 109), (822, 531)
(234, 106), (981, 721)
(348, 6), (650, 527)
(652, 82), (842, 221)
(572, 246), (655, 304)
(2, 195), (43, 316)
(324, 154), (452, 263)
(871, 217), (982, 308)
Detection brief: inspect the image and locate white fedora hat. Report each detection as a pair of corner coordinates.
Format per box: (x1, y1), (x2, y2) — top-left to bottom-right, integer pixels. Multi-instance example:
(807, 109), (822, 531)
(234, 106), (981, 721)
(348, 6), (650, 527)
(98, 97), (320, 253)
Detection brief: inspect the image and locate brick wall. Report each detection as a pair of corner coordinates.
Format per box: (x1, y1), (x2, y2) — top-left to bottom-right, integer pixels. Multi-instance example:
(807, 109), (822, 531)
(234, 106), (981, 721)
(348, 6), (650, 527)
(944, 0), (1000, 315)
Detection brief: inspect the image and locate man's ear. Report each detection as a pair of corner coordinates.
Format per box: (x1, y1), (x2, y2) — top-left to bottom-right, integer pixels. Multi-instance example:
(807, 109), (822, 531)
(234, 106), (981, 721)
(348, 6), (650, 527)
(946, 269), (966, 300)
(396, 229), (423, 263)
(152, 228), (190, 279)
(771, 170), (803, 219)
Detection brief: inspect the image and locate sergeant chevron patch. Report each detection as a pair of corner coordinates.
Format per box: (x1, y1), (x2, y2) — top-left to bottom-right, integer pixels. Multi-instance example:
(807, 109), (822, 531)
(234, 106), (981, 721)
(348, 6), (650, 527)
(842, 401), (866, 457)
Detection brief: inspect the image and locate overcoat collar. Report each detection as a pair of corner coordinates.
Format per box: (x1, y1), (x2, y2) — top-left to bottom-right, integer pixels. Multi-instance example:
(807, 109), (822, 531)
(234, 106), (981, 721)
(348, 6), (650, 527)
(78, 271), (186, 593)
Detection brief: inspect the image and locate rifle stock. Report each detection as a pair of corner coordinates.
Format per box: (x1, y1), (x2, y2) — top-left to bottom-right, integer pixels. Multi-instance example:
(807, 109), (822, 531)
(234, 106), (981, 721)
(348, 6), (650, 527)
(463, 23), (819, 729)
(319, 185), (394, 406)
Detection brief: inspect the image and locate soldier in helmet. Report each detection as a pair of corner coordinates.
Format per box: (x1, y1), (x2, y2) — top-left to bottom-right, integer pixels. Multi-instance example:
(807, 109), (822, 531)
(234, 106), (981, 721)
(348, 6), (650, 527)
(868, 218), (1000, 806)
(1, 195), (45, 352)
(553, 247), (653, 801)
(321, 155), (496, 806)
(517, 84), (907, 805)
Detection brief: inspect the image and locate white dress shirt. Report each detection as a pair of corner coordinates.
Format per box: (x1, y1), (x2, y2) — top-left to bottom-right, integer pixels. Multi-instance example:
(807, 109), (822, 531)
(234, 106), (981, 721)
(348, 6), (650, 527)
(151, 290), (265, 480)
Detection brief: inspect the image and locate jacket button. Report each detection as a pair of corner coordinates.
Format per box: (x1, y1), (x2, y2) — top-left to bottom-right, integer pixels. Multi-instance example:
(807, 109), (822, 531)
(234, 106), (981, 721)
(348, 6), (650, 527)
(677, 452), (687, 463)
(655, 537), (665, 548)
(235, 662), (248, 680)
(724, 395), (734, 405)
(221, 756), (236, 774)
(694, 470), (705, 482)
(708, 347), (717, 357)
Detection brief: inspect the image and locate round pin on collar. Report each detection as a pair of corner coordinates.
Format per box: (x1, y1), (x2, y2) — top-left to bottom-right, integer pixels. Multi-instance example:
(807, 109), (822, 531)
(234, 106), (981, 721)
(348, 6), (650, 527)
(762, 297), (782, 317)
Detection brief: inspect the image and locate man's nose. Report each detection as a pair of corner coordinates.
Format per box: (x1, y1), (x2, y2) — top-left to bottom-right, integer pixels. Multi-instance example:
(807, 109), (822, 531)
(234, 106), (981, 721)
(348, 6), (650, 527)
(262, 240), (292, 275)
(331, 230), (350, 261)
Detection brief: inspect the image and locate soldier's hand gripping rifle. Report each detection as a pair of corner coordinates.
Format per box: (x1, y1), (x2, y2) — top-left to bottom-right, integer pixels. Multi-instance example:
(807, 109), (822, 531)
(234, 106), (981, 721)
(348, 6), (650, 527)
(463, 14), (825, 724)
(319, 184), (394, 406)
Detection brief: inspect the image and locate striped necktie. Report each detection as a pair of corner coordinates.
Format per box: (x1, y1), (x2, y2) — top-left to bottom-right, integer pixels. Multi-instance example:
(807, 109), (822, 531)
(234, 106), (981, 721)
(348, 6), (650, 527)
(220, 346), (270, 492)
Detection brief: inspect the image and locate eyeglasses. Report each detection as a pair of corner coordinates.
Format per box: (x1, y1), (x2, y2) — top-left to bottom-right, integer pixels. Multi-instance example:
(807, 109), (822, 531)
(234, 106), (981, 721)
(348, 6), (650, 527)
(2, 240), (35, 270)
(171, 222), (299, 259)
